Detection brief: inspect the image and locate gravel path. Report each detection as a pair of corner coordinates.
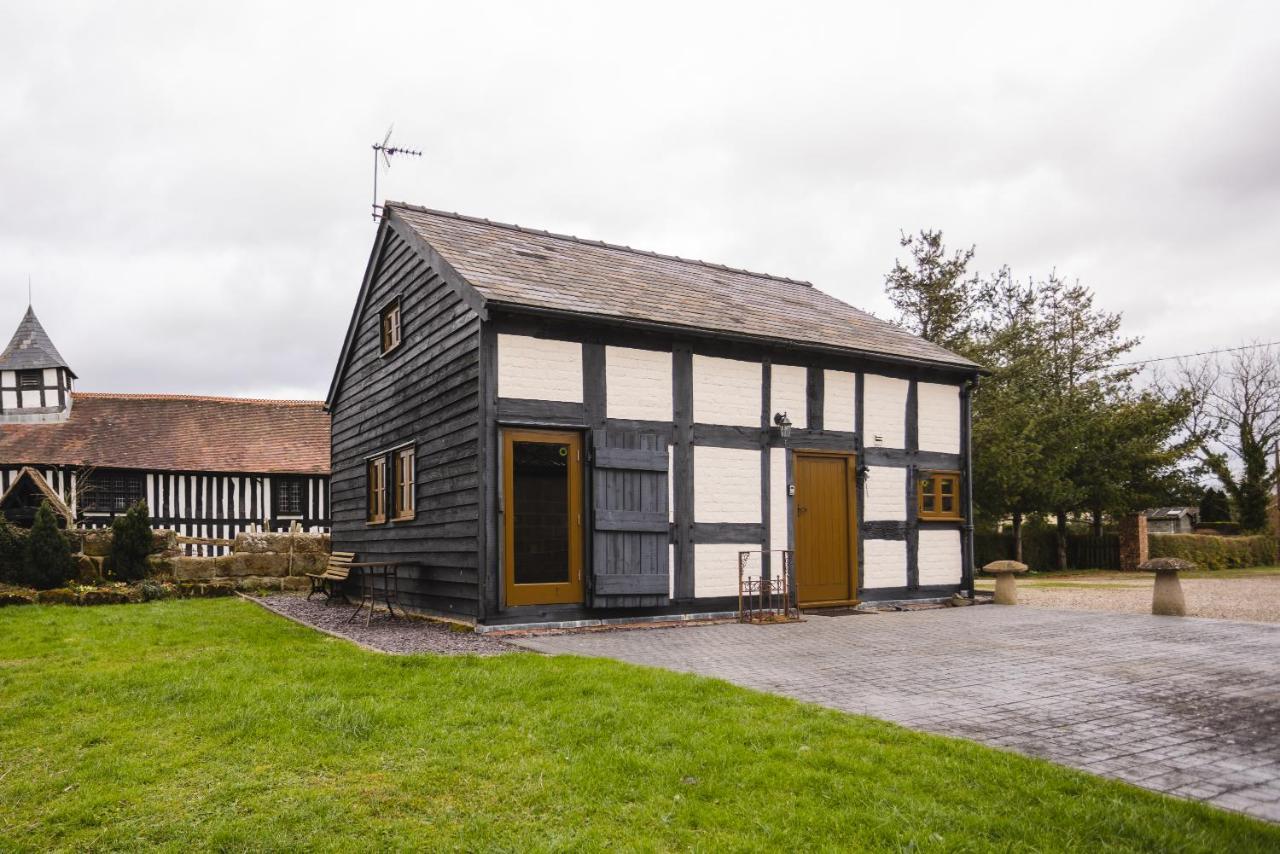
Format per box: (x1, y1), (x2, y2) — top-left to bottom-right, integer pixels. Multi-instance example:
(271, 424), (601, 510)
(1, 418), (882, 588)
(251, 594), (514, 655)
(1007, 575), (1280, 623)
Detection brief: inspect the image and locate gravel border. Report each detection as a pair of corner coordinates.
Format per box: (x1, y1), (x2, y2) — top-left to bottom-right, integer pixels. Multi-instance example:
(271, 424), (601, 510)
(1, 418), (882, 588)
(245, 593), (514, 655)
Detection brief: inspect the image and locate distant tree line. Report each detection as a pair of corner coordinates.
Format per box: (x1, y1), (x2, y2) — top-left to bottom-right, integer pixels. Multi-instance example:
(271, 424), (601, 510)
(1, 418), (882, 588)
(884, 230), (1278, 565)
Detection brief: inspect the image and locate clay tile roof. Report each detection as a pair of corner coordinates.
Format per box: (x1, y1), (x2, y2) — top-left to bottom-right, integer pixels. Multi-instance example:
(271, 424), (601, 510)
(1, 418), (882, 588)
(388, 202), (979, 371)
(0, 306), (74, 375)
(0, 393), (330, 475)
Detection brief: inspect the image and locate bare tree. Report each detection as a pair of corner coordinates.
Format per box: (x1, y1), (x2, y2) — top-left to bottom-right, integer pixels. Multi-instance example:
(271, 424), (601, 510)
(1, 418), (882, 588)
(1170, 344), (1280, 531)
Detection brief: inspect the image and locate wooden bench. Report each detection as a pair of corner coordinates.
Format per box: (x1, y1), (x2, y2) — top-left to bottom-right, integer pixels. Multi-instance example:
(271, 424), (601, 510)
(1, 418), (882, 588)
(306, 551), (356, 602)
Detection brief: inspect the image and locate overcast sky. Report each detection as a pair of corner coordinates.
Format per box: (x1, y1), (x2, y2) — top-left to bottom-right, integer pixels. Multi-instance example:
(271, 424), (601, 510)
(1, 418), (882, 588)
(2, 2), (1277, 400)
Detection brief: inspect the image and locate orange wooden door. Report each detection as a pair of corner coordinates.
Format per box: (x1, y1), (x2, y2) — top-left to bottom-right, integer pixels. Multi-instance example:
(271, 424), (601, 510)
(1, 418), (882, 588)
(502, 429), (584, 606)
(793, 453), (857, 605)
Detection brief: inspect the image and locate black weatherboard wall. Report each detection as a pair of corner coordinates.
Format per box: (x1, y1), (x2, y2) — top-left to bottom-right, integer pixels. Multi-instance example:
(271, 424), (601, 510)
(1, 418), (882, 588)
(328, 221), (484, 618)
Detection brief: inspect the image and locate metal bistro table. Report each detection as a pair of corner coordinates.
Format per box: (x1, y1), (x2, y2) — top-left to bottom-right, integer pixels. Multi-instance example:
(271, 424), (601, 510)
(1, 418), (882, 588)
(346, 561), (407, 626)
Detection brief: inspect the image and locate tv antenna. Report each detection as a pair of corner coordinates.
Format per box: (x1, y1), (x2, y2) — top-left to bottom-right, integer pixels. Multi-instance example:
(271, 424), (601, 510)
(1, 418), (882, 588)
(371, 125), (421, 220)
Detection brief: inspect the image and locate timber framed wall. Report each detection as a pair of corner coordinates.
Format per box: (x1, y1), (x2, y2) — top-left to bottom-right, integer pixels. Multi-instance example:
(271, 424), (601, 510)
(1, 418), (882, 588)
(328, 221), (484, 618)
(479, 310), (975, 624)
(0, 465), (328, 555)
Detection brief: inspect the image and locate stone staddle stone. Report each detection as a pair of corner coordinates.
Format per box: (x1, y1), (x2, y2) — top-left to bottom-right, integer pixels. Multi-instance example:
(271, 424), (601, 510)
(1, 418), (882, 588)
(1140, 558), (1194, 616)
(983, 560), (1029, 605)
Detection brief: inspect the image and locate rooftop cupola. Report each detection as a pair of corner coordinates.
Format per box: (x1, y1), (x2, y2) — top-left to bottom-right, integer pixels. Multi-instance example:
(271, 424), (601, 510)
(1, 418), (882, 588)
(0, 306), (76, 424)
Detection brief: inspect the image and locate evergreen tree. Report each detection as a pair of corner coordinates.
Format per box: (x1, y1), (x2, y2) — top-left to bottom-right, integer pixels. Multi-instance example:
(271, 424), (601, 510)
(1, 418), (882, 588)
(0, 516), (25, 584)
(23, 502), (76, 590)
(884, 229), (981, 352)
(107, 501), (154, 582)
(1199, 488), (1231, 523)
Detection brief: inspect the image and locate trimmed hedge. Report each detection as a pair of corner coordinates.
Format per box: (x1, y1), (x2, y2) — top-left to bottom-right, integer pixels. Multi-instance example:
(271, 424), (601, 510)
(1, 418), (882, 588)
(1148, 534), (1278, 571)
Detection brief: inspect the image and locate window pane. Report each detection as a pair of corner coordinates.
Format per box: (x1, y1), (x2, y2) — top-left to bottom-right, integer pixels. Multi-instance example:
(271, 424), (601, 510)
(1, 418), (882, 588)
(941, 478), (954, 495)
(922, 494), (936, 513)
(941, 495), (954, 513)
(512, 441), (570, 585)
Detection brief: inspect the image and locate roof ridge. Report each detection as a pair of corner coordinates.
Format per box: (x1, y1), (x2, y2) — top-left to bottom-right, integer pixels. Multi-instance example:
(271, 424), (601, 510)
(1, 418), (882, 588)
(386, 201), (814, 287)
(75, 392), (325, 406)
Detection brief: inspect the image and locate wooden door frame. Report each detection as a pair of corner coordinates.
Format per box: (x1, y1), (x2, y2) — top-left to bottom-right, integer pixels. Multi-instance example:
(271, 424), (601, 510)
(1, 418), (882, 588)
(791, 449), (860, 607)
(501, 428), (584, 607)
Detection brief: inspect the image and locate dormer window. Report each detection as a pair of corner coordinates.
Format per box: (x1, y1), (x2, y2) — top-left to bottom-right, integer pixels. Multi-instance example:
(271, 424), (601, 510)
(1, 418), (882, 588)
(18, 370), (41, 390)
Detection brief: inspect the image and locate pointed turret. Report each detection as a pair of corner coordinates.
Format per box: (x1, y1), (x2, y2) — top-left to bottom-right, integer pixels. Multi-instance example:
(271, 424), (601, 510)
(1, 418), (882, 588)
(0, 307), (75, 423)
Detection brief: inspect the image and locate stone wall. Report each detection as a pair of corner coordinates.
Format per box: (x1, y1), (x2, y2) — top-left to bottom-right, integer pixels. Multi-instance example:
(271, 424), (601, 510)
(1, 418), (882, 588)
(73, 529), (330, 592)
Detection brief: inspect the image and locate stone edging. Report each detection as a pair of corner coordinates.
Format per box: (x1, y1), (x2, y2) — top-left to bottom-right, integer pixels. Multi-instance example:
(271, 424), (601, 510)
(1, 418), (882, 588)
(234, 591), (391, 656)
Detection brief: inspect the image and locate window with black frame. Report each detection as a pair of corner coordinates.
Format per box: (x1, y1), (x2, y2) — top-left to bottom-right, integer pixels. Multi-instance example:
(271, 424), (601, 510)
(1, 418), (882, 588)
(83, 471), (146, 514)
(274, 477), (306, 517)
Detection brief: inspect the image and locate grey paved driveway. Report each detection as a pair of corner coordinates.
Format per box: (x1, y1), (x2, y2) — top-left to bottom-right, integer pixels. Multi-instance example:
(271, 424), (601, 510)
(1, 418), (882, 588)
(510, 607), (1280, 823)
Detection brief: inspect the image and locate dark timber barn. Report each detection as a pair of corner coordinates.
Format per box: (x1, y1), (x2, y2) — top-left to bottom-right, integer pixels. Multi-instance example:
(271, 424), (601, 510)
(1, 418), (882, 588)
(327, 203), (981, 627)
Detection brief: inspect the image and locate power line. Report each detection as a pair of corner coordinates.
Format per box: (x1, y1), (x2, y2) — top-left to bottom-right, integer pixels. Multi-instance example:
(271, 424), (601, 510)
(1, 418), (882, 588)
(1115, 339), (1280, 368)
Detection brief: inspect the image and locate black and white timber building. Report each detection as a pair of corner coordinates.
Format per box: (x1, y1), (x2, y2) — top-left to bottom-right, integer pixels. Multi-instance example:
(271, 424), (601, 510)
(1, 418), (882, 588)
(327, 203), (983, 626)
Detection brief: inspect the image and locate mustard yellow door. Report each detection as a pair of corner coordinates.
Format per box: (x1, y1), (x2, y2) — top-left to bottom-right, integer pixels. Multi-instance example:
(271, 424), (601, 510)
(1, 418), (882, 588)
(793, 452), (858, 605)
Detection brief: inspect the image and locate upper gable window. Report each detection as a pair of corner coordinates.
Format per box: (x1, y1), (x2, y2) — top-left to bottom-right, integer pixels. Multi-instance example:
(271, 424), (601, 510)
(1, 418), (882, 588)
(380, 298), (403, 355)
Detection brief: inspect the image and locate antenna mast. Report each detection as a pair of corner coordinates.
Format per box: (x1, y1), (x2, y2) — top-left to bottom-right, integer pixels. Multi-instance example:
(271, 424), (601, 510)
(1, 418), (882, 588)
(371, 125), (422, 220)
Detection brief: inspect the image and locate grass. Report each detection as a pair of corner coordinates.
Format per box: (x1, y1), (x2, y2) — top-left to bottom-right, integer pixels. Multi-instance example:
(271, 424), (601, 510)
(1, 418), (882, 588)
(1, 602), (1277, 852)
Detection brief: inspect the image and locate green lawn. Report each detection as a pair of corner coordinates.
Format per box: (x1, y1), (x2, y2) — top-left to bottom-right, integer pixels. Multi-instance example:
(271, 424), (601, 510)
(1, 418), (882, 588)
(1, 601), (1276, 852)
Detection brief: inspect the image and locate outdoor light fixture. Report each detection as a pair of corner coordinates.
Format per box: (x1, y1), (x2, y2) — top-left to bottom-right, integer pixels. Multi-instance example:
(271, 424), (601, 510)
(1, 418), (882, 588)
(773, 411), (793, 443)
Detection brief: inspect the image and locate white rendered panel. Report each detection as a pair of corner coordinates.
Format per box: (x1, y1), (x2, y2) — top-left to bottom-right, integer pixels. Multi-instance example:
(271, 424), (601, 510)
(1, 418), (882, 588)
(1, 391), (16, 410)
(918, 382), (962, 454)
(862, 539), (908, 588)
(769, 448), (789, 553)
(692, 355), (761, 427)
(770, 364), (808, 429)
(497, 334), (583, 402)
(694, 542), (761, 598)
(605, 346), (672, 421)
(823, 370), (856, 433)
(863, 466), (907, 521)
(919, 529), (963, 585)
(694, 446), (761, 523)
(863, 374), (909, 449)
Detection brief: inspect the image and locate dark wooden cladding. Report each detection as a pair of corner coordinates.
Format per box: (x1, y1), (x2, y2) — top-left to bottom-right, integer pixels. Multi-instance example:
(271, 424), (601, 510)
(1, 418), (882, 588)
(329, 226), (483, 618)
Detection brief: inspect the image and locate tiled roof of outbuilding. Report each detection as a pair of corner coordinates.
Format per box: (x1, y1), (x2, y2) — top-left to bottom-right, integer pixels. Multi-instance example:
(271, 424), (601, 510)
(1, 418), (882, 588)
(388, 203), (979, 371)
(0, 307), (74, 375)
(0, 393), (330, 475)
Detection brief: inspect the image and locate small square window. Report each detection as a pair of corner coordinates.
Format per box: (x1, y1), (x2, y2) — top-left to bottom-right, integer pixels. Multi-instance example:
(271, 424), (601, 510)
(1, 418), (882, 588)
(274, 477), (305, 517)
(918, 471), (962, 520)
(18, 370), (41, 390)
(380, 299), (402, 355)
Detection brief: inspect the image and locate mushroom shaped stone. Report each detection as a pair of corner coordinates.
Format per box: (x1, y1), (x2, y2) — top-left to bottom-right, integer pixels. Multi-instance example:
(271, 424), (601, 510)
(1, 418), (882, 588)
(1139, 557), (1195, 616)
(982, 560), (1029, 605)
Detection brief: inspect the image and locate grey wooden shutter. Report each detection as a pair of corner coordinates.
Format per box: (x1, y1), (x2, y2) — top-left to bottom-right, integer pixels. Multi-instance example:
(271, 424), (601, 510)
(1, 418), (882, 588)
(590, 429), (671, 608)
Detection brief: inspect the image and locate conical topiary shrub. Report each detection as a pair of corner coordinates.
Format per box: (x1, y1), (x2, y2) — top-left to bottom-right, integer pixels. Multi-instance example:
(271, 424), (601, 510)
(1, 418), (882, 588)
(23, 501), (76, 590)
(107, 501), (154, 582)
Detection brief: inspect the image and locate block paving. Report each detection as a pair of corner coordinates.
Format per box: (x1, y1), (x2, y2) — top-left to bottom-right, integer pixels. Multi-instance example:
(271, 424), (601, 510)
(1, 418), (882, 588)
(510, 606), (1280, 823)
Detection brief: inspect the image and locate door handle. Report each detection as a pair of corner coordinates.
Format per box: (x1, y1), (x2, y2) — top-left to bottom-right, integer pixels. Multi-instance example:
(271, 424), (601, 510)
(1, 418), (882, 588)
(797, 506), (808, 514)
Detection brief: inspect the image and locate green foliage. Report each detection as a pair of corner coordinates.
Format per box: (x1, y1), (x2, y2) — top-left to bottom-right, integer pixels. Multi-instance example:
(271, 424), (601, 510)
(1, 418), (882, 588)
(1174, 346), (1280, 533)
(884, 229), (981, 352)
(0, 516), (26, 584)
(1, 599), (1275, 850)
(1199, 487), (1232, 524)
(1149, 534), (1278, 572)
(21, 502), (76, 590)
(106, 501), (154, 582)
